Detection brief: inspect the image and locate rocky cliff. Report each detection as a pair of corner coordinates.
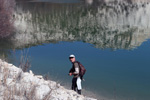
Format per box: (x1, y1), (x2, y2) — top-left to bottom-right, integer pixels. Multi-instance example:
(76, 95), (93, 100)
(0, 59), (96, 100)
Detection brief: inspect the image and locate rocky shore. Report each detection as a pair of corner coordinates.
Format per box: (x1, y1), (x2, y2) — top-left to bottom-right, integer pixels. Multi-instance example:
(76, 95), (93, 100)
(0, 59), (97, 100)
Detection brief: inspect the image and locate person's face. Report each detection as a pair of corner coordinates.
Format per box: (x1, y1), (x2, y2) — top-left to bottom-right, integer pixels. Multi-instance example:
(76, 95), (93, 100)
(69, 57), (75, 63)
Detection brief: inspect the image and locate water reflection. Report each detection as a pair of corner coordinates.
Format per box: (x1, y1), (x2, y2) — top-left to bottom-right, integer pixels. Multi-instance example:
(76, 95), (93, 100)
(85, 0), (93, 5)
(34, 0), (81, 3)
(0, 1), (150, 99)
(2, 0), (150, 50)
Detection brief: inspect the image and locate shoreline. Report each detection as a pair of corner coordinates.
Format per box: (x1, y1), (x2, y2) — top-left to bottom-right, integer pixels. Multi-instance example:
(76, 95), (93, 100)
(0, 59), (97, 100)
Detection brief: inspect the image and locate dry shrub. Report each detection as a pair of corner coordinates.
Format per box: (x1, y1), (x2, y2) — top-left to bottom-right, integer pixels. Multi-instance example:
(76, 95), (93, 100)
(2, 67), (9, 86)
(43, 85), (53, 100)
(19, 49), (31, 72)
(0, 0), (15, 38)
(43, 89), (53, 100)
(0, 61), (2, 73)
(12, 85), (25, 97)
(24, 85), (38, 100)
(3, 88), (9, 100)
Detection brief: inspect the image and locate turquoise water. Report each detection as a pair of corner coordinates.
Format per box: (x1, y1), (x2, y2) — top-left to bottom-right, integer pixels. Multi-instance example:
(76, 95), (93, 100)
(8, 40), (150, 100)
(1, 0), (150, 99)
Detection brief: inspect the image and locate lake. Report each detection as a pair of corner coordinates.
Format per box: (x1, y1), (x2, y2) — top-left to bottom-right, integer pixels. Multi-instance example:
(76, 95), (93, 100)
(0, 0), (150, 100)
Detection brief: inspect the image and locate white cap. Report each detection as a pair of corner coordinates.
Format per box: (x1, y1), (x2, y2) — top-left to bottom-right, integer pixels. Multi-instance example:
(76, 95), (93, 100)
(69, 54), (75, 58)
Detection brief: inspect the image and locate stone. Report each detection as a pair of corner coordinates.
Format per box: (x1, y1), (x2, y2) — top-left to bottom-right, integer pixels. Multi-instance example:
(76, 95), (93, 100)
(0, 59), (97, 100)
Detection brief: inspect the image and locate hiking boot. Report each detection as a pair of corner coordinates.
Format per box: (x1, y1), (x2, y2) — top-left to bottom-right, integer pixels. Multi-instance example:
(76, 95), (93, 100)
(77, 90), (81, 95)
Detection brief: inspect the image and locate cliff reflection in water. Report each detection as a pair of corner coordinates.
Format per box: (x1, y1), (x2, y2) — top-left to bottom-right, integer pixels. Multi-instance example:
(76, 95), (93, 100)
(10, 0), (150, 49)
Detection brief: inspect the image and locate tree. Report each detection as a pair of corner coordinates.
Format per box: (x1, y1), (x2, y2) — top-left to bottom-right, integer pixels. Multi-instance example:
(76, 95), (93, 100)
(0, 0), (15, 38)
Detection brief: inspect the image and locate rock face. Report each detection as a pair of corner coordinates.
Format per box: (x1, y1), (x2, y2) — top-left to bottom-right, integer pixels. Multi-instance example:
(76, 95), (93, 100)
(9, 0), (150, 50)
(0, 59), (96, 100)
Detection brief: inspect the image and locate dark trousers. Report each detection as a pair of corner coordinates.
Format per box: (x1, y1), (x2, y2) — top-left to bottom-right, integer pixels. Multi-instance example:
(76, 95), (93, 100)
(72, 77), (77, 91)
(71, 77), (81, 95)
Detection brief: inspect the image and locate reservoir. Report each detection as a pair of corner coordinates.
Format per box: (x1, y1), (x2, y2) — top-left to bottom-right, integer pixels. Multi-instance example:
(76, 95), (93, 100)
(0, 0), (150, 100)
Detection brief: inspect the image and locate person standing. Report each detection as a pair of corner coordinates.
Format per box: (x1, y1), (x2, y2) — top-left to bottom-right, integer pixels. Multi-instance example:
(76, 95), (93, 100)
(69, 54), (82, 95)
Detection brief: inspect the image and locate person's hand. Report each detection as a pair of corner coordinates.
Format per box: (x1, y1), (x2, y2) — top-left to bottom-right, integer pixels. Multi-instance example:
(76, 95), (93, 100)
(69, 73), (72, 76)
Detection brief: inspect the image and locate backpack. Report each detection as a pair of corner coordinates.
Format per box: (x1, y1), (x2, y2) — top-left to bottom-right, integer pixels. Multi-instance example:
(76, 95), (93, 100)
(76, 61), (86, 79)
(69, 61), (86, 80)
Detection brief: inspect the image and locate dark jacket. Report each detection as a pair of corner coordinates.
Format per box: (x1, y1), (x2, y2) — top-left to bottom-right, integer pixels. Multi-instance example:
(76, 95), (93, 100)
(69, 61), (80, 78)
